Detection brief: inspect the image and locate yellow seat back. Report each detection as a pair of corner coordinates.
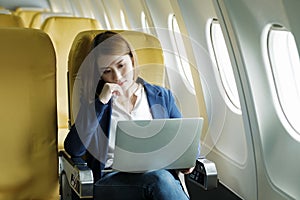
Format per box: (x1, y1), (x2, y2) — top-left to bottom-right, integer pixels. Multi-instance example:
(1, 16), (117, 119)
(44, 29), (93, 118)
(68, 30), (165, 125)
(30, 12), (73, 29)
(0, 13), (24, 27)
(0, 27), (58, 199)
(41, 17), (101, 150)
(13, 7), (48, 27)
(0, 9), (11, 14)
(14, 11), (40, 27)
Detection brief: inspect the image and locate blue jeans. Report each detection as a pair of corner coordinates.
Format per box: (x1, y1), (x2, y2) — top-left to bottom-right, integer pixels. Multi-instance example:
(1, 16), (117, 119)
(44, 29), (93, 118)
(94, 169), (189, 200)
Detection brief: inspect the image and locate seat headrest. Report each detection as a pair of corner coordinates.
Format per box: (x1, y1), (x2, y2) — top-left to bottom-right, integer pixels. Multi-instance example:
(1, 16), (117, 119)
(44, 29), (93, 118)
(0, 13), (24, 27)
(68, 30), (165, 87)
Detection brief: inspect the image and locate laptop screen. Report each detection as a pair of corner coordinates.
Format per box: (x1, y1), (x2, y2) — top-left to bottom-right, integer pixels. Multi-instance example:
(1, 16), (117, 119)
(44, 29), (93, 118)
(112, 117), (203, 172)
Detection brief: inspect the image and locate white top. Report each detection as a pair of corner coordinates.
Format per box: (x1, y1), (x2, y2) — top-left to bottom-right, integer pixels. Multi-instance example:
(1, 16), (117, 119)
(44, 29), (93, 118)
(105, 83), (153, 168)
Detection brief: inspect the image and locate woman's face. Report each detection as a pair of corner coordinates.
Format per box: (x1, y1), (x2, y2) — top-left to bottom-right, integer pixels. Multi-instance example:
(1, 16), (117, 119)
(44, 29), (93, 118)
(98, 54), (135, 90)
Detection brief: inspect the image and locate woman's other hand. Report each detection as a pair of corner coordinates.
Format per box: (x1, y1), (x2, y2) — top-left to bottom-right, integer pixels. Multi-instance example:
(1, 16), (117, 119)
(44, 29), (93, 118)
(179, 167), (195, 174)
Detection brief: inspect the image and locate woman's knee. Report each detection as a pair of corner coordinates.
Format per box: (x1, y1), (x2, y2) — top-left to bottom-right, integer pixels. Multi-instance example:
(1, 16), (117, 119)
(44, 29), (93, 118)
(145, 170), (178, 187)
(144, 170), (188, 200)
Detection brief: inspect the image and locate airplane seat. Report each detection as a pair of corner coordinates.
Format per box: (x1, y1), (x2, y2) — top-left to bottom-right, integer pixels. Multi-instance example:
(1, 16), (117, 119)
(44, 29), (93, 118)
(0, 13), (24, 27)
(14, 10), (41, 27)
(13, 7), (48, 27)
(0, 9), (11, 14)
(59, 30), (165, 199)
(40, 16), (101, 151)
(68, 30), (165, 125)
(30, 12), (73, 29)
(0, 27), (58, 199)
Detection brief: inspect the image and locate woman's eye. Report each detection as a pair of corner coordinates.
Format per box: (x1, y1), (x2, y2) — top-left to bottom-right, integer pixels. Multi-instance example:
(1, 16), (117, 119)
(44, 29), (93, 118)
(103, 69), (111, 74)
(118, 64), (124, 68)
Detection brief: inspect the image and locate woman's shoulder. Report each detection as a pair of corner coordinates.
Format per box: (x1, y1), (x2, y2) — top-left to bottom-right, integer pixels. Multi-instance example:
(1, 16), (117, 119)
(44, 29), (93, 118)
(139, 78), (170, 94)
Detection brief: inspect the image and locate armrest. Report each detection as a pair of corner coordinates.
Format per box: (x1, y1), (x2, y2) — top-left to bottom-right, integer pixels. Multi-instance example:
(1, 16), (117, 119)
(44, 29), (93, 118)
(186, 158), (218, 190)
(59, 150), (94, 198)
(59, 150), (88, 166)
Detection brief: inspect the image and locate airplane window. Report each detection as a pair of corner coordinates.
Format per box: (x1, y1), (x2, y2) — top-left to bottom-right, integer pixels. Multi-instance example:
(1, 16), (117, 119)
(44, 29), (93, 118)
(210, 20), (241, 111)
(268, 27), (300, 134)
(77, 0), (95, 19)
(120, 10), (128, 29)
(48, 0), (73, 13)
(89, 0), (108, 29)
(69, 0), (81, 16)
(141, 11), (151, 34)
(104, 13), (111, 30)
(168, 14), (195, 94)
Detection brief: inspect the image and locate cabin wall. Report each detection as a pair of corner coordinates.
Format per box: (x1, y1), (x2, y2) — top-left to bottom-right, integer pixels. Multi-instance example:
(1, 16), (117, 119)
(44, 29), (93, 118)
(0, 0), (49, 10)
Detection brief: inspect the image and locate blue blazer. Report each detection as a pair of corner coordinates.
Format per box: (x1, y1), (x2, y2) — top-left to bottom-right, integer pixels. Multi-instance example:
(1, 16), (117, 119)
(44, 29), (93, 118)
(64, 78), (182, 180)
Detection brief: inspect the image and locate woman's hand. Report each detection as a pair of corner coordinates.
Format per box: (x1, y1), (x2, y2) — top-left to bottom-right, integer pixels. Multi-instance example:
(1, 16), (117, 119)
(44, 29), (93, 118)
(99, 83), (123, 104)
(179, 167), (195, 174)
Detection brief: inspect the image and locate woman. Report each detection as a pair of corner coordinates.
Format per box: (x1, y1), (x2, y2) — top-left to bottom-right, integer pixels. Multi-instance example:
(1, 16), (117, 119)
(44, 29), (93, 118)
(64, 31), (193, 200)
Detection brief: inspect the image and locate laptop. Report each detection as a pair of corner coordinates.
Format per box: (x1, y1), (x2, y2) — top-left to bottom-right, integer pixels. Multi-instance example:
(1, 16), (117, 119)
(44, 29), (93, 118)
(112, 117), (203, 172)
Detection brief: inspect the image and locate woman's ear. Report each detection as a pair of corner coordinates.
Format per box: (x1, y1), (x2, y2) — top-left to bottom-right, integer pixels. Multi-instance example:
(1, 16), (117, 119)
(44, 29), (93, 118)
(131, 55), (139, 81)
(130, 56), (135, 66)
